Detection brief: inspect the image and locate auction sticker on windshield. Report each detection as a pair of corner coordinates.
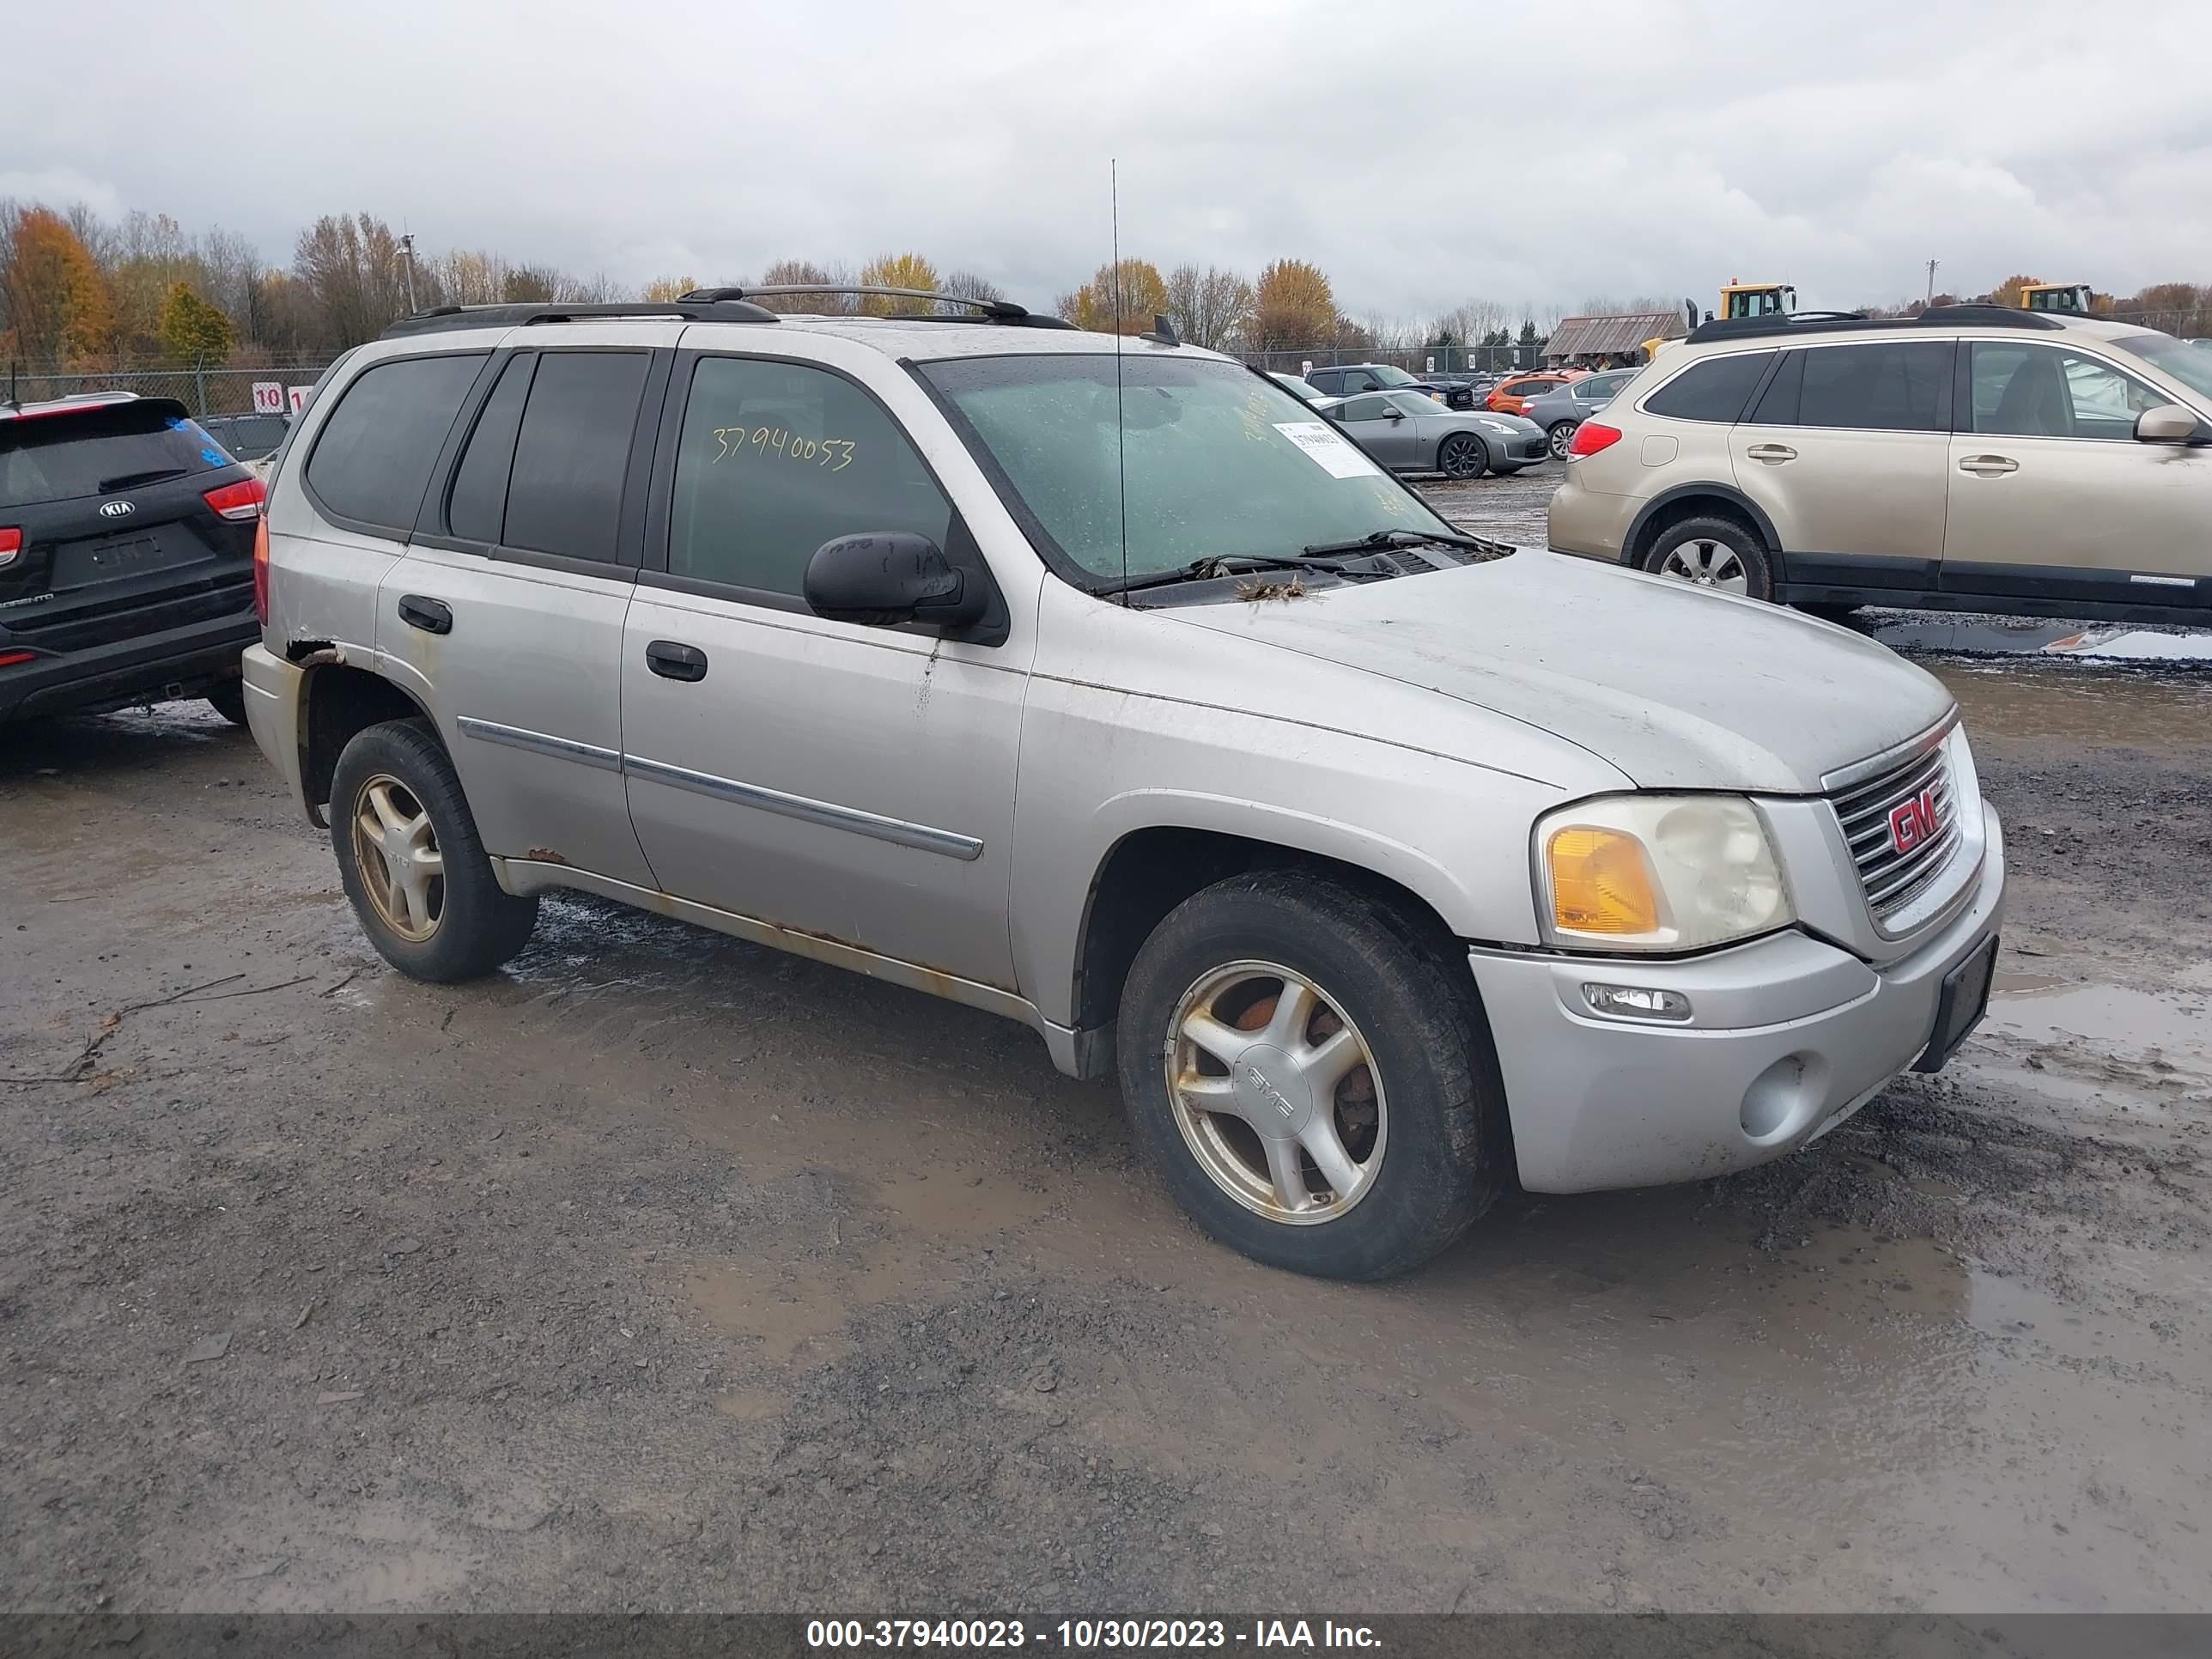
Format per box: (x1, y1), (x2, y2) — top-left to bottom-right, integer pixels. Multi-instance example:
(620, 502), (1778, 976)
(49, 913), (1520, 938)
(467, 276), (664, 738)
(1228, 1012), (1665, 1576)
(1273, 422), (1382, 479)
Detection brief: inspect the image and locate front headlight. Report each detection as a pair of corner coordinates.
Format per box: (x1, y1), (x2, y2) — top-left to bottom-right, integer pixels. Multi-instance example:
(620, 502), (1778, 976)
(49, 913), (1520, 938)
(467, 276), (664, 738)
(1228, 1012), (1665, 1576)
(1478, 418), (1515, 434)
(1535, 794), (1793, 952)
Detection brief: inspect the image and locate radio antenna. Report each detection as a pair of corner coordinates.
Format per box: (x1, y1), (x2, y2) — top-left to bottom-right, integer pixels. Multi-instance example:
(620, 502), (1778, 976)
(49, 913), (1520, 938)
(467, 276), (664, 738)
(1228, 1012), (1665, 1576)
(1111, 159), (1129, 605)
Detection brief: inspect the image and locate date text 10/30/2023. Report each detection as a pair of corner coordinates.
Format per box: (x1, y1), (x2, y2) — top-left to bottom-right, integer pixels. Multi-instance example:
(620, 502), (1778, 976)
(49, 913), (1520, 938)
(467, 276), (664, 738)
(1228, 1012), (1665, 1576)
(805, 1619), (1383, 1650)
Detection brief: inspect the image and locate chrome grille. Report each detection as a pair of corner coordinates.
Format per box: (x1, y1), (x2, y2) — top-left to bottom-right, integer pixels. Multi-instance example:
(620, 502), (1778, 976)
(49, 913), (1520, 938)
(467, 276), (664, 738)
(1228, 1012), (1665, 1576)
(1831, 738), (1961, 921)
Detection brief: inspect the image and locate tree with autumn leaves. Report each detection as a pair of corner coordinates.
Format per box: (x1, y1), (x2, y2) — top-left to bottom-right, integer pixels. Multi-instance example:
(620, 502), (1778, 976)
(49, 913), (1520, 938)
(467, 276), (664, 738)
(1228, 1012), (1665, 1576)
(1, 206), (115, 363)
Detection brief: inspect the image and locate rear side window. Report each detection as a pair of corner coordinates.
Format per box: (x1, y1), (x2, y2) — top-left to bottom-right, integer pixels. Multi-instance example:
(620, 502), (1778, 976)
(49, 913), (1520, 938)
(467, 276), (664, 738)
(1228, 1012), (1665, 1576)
(2, 404), (227, 508)
(667, 356), (952, 599)
(1643, 352), (1777, 422)
(501, 351), (652, 562)
(1794, 342), (1950, 432)
(306, 354), (486, 531)
(446, 354), (536, 544)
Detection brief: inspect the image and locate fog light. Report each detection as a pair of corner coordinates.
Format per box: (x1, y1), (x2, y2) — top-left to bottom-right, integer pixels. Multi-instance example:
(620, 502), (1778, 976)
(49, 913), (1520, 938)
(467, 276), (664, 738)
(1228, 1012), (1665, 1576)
(1581, 982), (1692, 1022)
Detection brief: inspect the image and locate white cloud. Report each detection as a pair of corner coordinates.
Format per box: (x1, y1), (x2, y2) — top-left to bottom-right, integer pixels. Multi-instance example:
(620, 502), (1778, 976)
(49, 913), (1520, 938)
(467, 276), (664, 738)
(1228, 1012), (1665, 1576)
(3, 0), (2207, 317)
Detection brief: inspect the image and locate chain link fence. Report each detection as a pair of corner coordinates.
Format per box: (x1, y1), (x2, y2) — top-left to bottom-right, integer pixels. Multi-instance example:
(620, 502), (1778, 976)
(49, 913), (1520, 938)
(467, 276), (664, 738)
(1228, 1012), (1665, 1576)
(1241, 342), (1544, 378)
(3, 358), (337, 418)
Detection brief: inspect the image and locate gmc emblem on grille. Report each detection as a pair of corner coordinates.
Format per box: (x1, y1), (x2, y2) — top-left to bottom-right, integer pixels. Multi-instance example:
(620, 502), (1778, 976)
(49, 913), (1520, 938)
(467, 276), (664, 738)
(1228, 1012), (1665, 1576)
(1889, 788), (1940, 855)
(99, 500), (136, 518)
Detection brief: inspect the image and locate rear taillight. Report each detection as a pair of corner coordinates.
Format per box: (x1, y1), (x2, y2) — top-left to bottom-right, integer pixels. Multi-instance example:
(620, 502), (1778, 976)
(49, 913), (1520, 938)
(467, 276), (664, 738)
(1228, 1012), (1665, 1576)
(0, 650), (34, 667)
(204, 476), (266, 522)
(1568, 421), (1624, 459)
(252, 514), (270, 625)
(0, 527), (20, 568)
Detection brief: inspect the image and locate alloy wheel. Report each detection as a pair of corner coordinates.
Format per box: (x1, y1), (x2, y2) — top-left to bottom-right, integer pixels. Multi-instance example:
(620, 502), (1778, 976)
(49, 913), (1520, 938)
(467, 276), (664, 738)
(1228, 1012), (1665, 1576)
(350, 774), (446, 942)
(1548, 422), (1577, 459)
(1164, 960), (1387, 1224)
(1656, 537), (1749, 593)
(1440, 436), (1483, 479)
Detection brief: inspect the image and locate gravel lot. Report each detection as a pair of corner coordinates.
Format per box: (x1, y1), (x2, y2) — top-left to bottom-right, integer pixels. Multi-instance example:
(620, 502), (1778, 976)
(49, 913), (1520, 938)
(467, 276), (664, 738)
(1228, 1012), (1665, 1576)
(4, 491), (2209, 1613)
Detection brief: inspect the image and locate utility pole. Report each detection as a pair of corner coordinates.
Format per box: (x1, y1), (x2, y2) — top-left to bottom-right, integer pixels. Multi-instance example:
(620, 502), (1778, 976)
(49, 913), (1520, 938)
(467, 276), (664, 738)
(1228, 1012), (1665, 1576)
(398, 233), (420, 313)
(1925, 258), (1940, 307)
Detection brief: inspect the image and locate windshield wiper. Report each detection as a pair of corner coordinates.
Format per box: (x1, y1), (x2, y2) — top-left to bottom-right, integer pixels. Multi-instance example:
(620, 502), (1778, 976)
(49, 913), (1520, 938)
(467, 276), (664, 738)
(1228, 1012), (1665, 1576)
(1302, 527), (1484, 556)
(1094, 552), (1358, 598)
(97, 468), (187, 490)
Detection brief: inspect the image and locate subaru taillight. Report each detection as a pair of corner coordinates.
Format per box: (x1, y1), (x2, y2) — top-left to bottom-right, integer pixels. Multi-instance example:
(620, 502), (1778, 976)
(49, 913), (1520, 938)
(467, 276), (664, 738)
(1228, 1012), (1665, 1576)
(204, 476), (266, 522)
(0, 526), (20, 568)
(253, 515), (270, 625)
(1568, 421), (1624, 459)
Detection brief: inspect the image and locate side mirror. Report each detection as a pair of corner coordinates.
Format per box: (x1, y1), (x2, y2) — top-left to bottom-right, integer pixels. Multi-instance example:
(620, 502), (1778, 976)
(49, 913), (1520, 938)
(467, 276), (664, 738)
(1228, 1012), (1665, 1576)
(1384, 409), (1406, 422)
(2135, 404), (2209, 446)
(804, 532), (986, 629)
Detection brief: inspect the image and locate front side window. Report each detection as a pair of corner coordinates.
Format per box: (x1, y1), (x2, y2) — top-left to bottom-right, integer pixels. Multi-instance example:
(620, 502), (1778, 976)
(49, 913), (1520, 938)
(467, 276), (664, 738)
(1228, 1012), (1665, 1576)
(918, 354), (1459, 586)
(1334, 395), (1391, 422)
(1793, 342), (1950, 432)
(306, 353), (486, 530)
(1642, 351), (1777, 423)
(669, 356), (953, 597)
(1970, 343), (2168, 441)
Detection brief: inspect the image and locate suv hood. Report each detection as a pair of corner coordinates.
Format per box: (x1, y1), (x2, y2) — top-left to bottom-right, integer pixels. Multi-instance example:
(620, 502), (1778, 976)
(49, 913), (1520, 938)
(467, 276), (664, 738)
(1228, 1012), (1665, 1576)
(1168, 552), (1954, 793)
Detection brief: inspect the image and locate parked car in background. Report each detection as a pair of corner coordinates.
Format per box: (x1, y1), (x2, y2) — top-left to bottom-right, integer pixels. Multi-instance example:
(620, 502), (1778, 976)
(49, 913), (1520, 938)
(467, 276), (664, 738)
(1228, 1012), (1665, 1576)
(199, 412), (292, 469)
(0, 392), (264, 726)
(239, 290), (2003, 1281)
(1486, 372), (1582, 416)
(1522, 368), (1640, 459)
(1547, 303), (2212, 621)
(1331, 390), (1547, 478)
(1269, 372), (1339, 406)
(1304, 362), (1462, 408)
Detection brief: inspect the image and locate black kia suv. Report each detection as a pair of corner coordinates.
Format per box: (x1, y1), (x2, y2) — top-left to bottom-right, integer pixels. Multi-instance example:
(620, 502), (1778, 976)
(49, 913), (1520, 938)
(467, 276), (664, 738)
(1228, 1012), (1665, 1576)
(1, 393), (263, 726)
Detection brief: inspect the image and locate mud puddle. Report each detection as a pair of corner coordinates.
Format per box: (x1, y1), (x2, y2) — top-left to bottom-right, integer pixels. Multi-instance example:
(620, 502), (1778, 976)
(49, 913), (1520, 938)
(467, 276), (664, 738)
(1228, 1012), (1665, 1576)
(1865, 613), (2212, 666)
(1929, 660), (2212, 750)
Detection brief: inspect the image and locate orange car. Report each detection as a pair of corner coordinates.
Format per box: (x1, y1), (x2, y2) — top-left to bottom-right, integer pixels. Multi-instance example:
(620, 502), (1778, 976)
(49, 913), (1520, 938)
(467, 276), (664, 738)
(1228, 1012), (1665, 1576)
(1486, 372), (1584, 416)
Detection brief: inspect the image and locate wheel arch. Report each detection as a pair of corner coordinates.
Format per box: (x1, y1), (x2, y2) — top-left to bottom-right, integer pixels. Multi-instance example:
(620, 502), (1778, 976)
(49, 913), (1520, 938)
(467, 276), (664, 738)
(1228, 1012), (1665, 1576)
(1625, 483), (1784, 568)
(300, 661), (439, 823)
(1065, 821), (1489, 1080)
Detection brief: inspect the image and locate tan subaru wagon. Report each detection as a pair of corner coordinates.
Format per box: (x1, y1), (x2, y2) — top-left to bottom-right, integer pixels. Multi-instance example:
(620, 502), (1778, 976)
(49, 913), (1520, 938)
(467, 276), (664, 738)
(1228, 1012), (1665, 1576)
(1547, 304), (2212, 623)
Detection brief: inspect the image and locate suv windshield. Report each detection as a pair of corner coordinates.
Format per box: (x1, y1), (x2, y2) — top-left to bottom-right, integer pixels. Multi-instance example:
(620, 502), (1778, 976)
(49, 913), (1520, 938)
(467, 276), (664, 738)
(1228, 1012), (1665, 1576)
(920, 356), (1459, 585)
(2, 402), (226, 508)
(2115, 331), (2212, 403)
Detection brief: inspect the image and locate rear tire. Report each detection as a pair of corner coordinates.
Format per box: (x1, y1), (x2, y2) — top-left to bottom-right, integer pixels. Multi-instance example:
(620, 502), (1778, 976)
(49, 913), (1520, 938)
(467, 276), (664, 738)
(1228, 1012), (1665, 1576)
(331, 718), (538, 982)
(205, 679), (249, 727)
(1115, 871), (1506, 1280)
(1547, 421), (1578, 460)
(1640, 514), (1775, 602)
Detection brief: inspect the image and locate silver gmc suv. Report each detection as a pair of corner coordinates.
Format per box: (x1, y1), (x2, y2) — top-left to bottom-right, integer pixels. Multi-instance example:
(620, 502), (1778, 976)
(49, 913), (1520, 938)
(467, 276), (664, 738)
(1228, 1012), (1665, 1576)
(240, 287), (2005, 1280)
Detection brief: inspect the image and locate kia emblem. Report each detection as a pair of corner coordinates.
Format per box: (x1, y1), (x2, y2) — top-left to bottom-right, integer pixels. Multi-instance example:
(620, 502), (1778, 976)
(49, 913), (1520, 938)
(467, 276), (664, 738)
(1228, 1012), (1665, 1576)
(1888, 788), (1940, 855)
(100, 500), (136, 519)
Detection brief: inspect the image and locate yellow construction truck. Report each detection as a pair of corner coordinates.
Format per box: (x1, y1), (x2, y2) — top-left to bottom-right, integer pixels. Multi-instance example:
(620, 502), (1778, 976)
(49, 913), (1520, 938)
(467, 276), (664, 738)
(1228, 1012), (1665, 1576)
(2020, 282), (2093, 314)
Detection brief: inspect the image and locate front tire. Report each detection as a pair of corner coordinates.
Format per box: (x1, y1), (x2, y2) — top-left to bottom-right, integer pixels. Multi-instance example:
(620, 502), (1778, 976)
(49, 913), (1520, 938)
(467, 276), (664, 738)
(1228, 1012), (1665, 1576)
(1641, 514), (1775, 602)
(331, 718), (538, 982)
(1437, 434), (1487, 480)
(1116, 871), (1506, 1279)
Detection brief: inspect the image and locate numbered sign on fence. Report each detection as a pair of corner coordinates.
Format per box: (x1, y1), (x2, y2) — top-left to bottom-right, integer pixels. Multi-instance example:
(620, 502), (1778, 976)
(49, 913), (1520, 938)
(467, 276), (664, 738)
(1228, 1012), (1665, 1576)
(252, 381), (285, 415)
(287, 386), (314, 416)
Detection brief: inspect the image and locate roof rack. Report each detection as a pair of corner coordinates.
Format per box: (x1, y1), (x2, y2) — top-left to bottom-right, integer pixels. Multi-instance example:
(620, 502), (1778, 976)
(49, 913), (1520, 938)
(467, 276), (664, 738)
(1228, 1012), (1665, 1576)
(679, 286), (1079, 331)
(1686, 303), (2066, 346)
(381, 298), (779, 339)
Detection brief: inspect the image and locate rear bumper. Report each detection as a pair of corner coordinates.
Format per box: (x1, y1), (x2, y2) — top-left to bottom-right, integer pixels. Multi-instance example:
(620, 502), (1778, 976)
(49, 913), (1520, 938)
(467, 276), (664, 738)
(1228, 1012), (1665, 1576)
(0, 604), (257, 722)
(240, 643), (312, 819)
(1469, 801), (2005, 1193)
(1544, 471), (1640, 562)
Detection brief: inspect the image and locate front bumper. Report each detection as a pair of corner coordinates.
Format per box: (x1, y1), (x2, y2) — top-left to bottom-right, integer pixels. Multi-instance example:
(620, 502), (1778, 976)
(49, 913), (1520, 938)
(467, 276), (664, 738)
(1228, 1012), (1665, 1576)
(0, 605), (256, 723)
(240, 642), (312, 819)
(1468, 799), (2005, 1194)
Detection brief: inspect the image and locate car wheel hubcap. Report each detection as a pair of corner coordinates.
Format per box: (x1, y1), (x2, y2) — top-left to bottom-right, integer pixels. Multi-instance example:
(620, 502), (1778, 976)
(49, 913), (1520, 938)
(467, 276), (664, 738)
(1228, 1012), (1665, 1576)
(1165, 960), (1387, 1225)
(1657, 538), (1750, 593)
(351, 774), (445, 942)
(1549, 424), (1574, 458)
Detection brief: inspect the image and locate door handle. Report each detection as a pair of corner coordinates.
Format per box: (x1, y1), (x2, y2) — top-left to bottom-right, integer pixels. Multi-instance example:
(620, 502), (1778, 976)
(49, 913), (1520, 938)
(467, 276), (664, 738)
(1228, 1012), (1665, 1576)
(1958, 454), (2020, 476)
(1745, 443), (1797, 464)
(645, 639), (708, 682)
(397, 594), (452, 635)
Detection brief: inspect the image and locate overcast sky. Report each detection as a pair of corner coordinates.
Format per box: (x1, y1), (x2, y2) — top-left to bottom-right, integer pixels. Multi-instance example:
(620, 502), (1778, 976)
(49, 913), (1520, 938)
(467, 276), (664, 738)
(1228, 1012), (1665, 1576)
(6, 0), (2209, 319)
